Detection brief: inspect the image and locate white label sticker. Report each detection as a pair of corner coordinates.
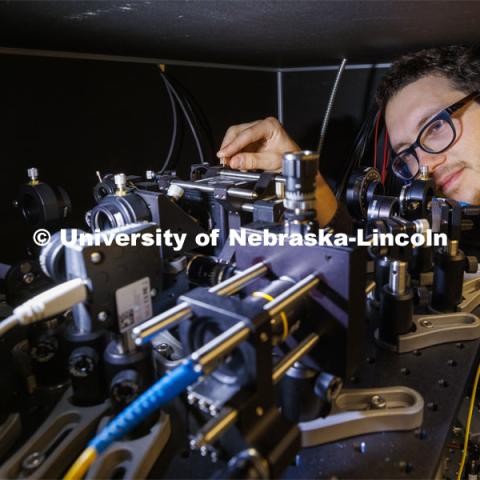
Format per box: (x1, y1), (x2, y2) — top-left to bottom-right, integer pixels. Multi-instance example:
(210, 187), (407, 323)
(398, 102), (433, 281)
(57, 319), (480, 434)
(115, 277), (153, 333)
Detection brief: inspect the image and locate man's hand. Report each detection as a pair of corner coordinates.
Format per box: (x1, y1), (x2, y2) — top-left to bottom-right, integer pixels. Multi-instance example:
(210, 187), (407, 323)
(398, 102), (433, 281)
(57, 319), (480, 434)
(217, 117), (300, 171)
(217, 117), (338, 227)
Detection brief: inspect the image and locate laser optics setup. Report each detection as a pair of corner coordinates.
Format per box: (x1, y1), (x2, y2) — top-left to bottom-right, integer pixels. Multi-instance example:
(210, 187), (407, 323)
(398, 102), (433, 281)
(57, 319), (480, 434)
(1, 144), (479, 480)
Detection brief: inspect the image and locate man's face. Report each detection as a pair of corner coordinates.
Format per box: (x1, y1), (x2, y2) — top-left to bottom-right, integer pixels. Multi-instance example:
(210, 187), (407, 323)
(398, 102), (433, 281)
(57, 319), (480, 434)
(386, 74), (480, 204)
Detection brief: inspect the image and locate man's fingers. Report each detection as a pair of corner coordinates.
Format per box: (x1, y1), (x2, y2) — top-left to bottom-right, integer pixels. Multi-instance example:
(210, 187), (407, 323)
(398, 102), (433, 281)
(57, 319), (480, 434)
(217, 120), (273, 158)
(229, 152), (283, 171)
(217, 121), (261, 156)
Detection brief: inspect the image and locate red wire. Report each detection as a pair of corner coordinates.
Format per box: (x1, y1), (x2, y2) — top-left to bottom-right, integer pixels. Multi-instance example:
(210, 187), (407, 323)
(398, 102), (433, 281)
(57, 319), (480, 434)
(385, 147), (391, 184)
(373, 112), (380, 168)
(381, 129), (389, 184)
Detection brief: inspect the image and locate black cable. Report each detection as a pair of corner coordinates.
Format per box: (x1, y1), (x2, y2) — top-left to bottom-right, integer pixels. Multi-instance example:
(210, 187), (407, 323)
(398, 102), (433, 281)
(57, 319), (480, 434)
(160, 72), (205, 165)
(336, 105), (379, 199)
(166, 75), (215, 160)
(159, 71), (179, 173)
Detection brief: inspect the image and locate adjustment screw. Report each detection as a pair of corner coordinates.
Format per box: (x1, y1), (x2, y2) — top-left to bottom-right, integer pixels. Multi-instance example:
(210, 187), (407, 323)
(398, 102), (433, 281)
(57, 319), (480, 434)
(419, 165), (430, 179)
(370, 394), (387, 409)
(23, 272), (35, 284)
(27, 167), (39, 181)
(97, 311), (108, 322)
(156, 343), (173, 359)
(420, 319), (433, 328)
(259, 332), (269, 343)
(90, 251), (102, 264)
(22, 451), (45, 472)
(114, 173), (127, 188)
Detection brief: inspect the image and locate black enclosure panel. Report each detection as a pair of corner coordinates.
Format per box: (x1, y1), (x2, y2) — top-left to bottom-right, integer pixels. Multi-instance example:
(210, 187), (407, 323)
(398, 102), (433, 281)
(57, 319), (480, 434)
(0, 1), (479, 67)
(0, 55), (276, 263)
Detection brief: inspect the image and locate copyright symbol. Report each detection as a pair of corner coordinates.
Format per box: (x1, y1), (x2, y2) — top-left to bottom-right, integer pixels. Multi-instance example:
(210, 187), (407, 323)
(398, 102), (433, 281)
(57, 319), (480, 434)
(33, 229), (51, 247)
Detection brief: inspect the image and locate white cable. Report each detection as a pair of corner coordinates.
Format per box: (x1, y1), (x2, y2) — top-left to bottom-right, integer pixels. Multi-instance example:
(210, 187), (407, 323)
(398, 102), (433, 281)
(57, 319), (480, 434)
(12, 278), (88, 327)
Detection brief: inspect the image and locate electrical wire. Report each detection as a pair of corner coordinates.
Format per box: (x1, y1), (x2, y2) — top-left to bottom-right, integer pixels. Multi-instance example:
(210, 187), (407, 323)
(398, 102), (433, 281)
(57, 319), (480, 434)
(159, 71), (206, 165)
(159, 71), (179, 173)
(383, 143), (391, 185)
(0, 278), (87, 339)
(457, 362), (480, 480)
(373, 111), (380, 168)
(169, 76), (215, 158)
(0, 315), (19, 338)
(335, 105), (379, 199)
(180, 88), (214, 160)
(64, 359), (202, 480)
(381, 129), (389, 184)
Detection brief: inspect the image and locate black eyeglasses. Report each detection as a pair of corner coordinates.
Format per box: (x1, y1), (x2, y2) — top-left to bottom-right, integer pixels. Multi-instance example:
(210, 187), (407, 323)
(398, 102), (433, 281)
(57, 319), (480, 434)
(391, 91), (480, 181)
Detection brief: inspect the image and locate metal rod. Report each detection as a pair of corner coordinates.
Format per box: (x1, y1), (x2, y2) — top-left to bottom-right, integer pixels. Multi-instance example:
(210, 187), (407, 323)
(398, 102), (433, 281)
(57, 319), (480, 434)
(272, 333), (319, 384)
(119, 332), (137, 354)
(228, 188), (258, 200)
(209, 262), (268, 296)
(241, 195), (277, 211)
(132, 263), (267, 345)
(280, 63), (391, 73)
(219, 170), (260, 181)
(0, 47), (276, 72)
(264, 274), (319, 318)
(219, 170), (286, 183)
(0, 48), (392, 74)
(277, 70), (284, 124)
(131, 302), (192, 346)
(366, 281), (376, 296)
(191, 321), (250, 371)
(171, 180), (212, 193)
(171, 180), (258, 199)
(193, 333), (320, 447)
(448, 239), (459, 257)
(191, 408), (238, 448)
(389, 261), (407, 295)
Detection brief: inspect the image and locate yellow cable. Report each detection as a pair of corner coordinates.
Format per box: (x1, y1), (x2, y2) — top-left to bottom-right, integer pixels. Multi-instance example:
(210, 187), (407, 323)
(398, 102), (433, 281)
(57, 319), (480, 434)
(64, 447), (97, 480)
(457, 362), (480, 480)
(252, 291), (289, 341)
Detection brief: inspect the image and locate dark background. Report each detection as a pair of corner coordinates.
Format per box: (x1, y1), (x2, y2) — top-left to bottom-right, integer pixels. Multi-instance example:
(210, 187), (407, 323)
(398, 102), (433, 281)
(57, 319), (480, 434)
(0, 0), (476, 263)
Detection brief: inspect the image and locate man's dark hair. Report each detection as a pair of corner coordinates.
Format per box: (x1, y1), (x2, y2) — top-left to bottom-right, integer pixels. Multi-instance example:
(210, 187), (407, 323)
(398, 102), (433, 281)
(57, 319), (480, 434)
(376, 45), (480, 111)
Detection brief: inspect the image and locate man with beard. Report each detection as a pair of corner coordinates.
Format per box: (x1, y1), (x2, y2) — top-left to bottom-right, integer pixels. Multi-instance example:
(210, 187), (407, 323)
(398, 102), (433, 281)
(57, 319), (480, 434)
(217, 45), (480, 255)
